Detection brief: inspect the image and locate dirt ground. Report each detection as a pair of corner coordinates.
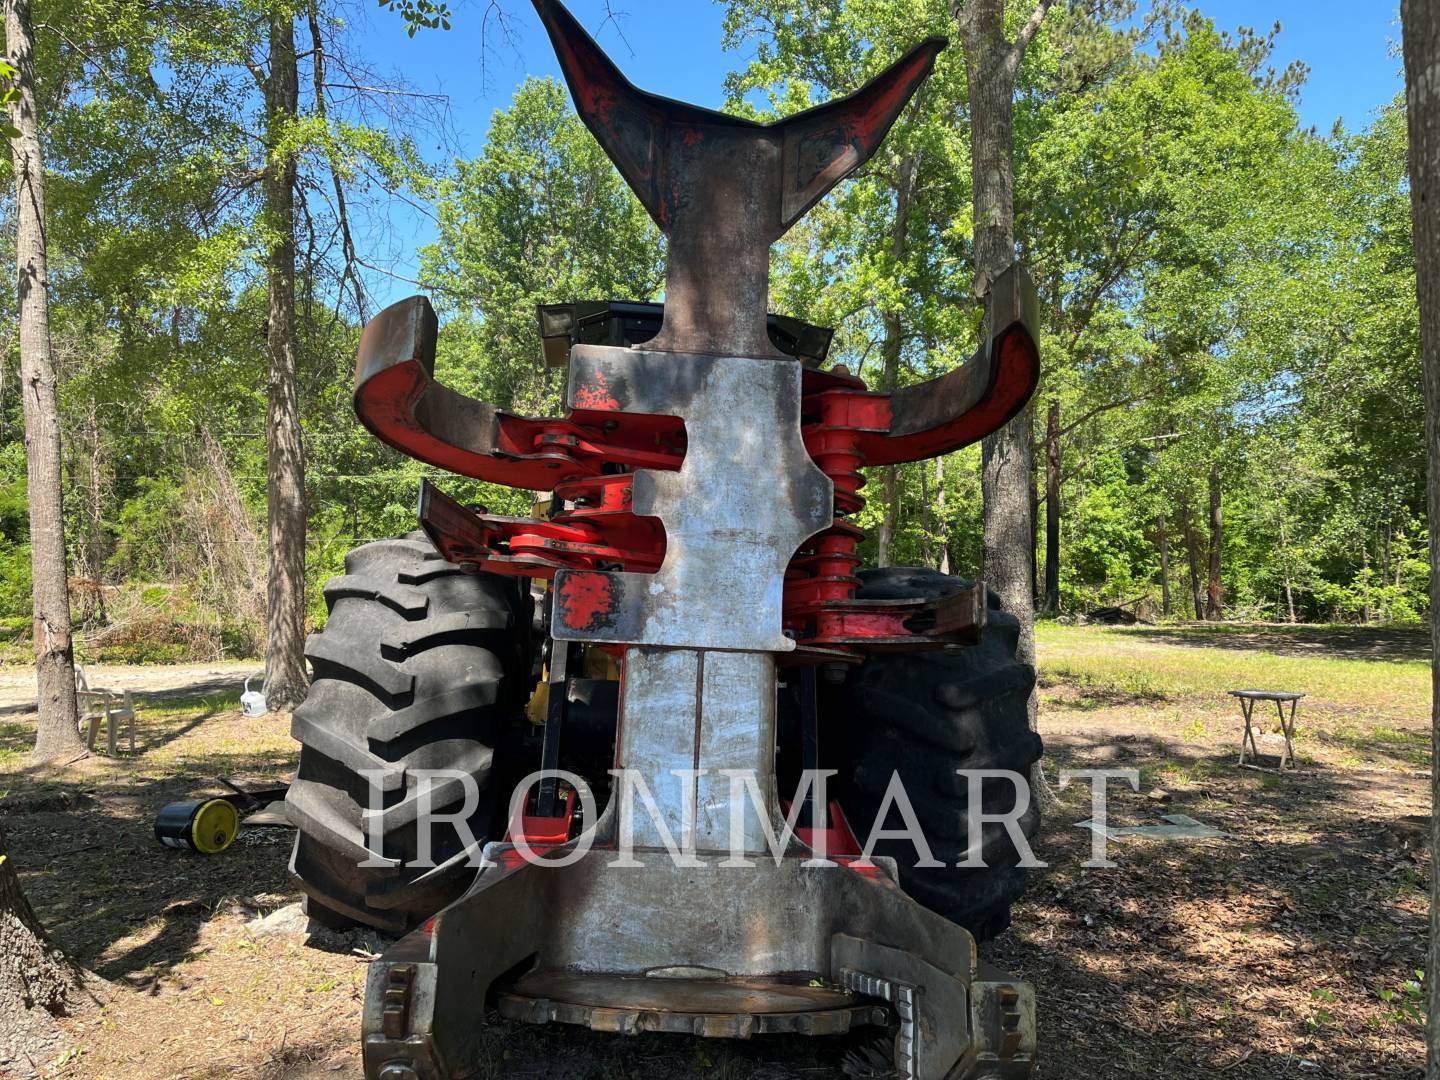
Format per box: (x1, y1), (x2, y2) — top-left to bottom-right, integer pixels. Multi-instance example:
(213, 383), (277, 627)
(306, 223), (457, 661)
(0, 625), (1427, 1079)
(0, 662), (263, 714)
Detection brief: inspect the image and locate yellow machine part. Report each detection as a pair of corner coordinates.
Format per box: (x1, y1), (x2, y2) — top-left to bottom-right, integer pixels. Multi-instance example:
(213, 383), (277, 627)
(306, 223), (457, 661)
(526, 649), (620, 724)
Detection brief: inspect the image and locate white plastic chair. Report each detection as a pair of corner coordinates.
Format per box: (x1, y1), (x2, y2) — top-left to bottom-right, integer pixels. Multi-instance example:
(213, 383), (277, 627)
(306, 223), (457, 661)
(74, 665), (136, 755)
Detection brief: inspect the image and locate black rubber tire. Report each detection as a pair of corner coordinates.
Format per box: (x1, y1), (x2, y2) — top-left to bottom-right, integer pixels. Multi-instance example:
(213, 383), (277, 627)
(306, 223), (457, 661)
(827, 566), (1042, 943)
(284, 534), (531, 934)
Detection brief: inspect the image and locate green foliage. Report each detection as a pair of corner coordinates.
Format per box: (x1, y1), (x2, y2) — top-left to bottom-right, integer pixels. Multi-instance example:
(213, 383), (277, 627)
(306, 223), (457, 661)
(1374, 971), (1425, 1027)
(0, 0), (1424, 670)
(0, 446), (30, 620)
(419, 77), (665, 417)
(0, 60), (21, 140)
(378, 0), (451, 36)
(721, 1), (1423, 624)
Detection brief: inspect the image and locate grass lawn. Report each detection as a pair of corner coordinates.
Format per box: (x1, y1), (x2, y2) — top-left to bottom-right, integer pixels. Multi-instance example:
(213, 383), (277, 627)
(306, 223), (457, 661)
(1037, 621), (1430, 714)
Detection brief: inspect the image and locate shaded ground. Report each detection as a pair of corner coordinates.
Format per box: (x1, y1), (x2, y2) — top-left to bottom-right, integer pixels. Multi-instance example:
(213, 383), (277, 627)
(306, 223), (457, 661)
(0, 623), (1428, 1078)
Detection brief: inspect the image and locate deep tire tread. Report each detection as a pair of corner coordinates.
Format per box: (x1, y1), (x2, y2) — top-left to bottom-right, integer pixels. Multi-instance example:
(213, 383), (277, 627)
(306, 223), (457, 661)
(832, 566), (1042, 943)
(286, 535), (528, 934)
(323, 573), (432, 618)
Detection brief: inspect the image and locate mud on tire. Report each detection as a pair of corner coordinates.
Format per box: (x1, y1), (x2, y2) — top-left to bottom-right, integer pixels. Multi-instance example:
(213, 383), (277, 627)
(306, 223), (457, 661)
(285, 534), (531, 933)
(828, 566), (1042, 943)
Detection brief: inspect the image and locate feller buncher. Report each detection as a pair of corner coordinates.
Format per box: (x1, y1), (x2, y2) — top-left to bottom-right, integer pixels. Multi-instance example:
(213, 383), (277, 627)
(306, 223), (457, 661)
(283, 3), (1044, 1077)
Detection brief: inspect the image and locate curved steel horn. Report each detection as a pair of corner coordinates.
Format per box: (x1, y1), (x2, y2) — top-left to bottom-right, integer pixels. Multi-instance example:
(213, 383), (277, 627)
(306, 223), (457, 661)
(534, 0), (945, 358)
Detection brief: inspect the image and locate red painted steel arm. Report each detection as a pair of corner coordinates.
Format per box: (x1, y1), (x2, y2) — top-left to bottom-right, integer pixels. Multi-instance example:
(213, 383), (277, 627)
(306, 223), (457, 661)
(860, 264), (1042, 465)
(353, 296), (585, 487)
(353, 296), (684, 488)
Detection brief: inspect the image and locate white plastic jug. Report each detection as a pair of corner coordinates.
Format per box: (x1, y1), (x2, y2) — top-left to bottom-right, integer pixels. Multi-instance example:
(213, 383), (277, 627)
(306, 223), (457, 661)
(240, 677), (269, 718)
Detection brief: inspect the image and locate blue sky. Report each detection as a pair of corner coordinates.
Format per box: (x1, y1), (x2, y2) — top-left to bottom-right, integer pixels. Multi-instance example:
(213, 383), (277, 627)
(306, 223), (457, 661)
(347, 1), (1404, 307)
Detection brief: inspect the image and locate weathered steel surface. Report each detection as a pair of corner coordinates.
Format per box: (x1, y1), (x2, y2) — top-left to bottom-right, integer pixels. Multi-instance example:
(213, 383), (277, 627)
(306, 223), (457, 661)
(534, 0), (943, 360)
(611, 649), (778, 852)
(551, 345), (831, 652)
(356, 6), (1040, 1080)
(361, 846), (990, 1080)
(497, 970), (882, 1038)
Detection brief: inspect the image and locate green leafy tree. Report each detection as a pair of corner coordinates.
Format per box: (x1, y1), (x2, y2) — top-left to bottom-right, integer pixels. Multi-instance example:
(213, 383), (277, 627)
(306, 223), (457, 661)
(419, 76), (665, 419)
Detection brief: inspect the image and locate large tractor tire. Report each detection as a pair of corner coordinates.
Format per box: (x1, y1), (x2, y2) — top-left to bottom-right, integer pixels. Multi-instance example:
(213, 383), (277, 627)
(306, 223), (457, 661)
(285, 535), (532, 933)
(829, 566), (1042, 943)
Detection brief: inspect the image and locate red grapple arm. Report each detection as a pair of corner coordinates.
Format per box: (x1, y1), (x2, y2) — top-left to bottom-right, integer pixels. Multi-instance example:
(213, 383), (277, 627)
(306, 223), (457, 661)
(844, 265), (1041, 467)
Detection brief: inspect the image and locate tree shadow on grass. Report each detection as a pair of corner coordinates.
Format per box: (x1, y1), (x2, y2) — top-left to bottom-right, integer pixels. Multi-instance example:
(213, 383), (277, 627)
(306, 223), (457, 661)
(0, 684), (297, 981)
(0, 681), (1430, 1079)
(130, 692), (243, 754)
(1109, 623), (1431, 664)
(0, 719), (33, 757)
(0, 763), (295, 980)
(0, 669), (258, 722)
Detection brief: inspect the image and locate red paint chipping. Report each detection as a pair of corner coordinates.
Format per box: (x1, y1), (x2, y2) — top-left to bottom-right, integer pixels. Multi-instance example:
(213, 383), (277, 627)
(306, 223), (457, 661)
(557, 571), (617, 632)
(573, 370), (620, 411)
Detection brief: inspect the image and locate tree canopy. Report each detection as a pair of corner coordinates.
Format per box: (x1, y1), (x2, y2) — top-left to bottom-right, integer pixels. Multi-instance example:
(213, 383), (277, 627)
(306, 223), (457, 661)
(0, 0), (1422, 668)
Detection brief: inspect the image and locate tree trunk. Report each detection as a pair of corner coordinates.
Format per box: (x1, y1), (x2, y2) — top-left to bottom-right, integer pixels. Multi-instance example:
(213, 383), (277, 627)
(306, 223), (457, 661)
(955, 0), (1050, 721)
(876, 466), (898, 568)
(935, 455), (950, 575)
(1157, 513), (1171, 619)
(875, 152), (916, 571)
(1399, 5), (1440, 1071)
(1179, 496), (1204, 620)
(261, 9), (309, 710)
(1043, 399), (1060, 612)
(1206, 467), (1223, 620)
(1280, 516), (1297, 623)
(1028, 459), (1039, 610)
(0, 819), (76, 1063)
(6, 0), (85, 764)
(920, 456), (933, 566)
(84, 404), (107, 627)
(1362, 545), (1373, 624)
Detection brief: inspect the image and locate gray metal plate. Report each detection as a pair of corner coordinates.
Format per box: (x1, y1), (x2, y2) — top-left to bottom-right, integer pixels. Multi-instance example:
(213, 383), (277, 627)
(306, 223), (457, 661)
(553, 345), (831, 652)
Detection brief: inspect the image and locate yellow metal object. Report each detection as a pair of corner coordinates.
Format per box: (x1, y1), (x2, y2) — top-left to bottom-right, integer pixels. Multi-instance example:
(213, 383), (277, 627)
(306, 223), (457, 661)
(524, 648), (621, 725)
(583, 650), (620, 681)
(190, 798), (239, 854)
(526, 669), (551, 725)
